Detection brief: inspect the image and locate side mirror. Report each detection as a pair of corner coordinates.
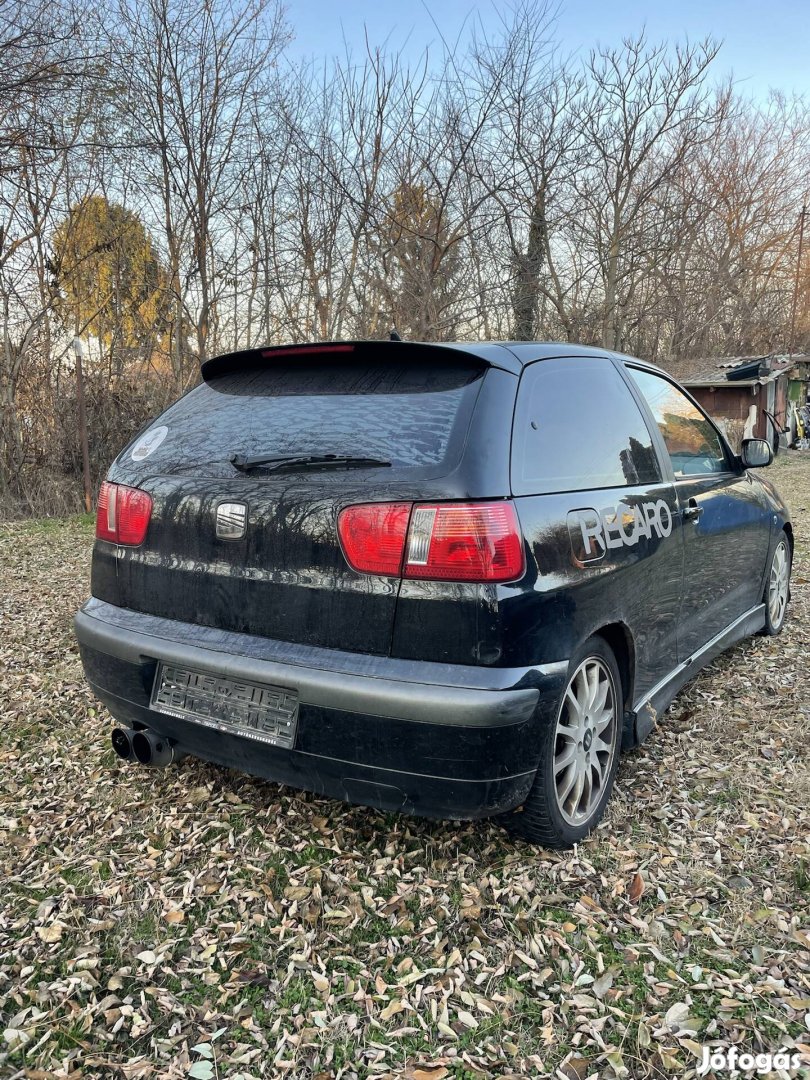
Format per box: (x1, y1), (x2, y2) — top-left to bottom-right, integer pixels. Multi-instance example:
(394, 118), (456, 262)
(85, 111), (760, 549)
(741, 438), (773, 468)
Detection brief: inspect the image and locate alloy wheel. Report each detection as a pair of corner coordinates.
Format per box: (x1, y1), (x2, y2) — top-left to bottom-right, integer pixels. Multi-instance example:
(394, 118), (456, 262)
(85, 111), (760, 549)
(553, 657), (619, 827)
(768, 539), (790, 629)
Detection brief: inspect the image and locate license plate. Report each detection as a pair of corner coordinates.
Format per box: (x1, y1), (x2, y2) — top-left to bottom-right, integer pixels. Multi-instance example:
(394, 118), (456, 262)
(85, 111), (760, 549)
(150, 663), (299, 748)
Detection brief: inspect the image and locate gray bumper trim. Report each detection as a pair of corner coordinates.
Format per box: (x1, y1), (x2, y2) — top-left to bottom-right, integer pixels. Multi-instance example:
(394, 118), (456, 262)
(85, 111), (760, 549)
(75, 604), (546, 729)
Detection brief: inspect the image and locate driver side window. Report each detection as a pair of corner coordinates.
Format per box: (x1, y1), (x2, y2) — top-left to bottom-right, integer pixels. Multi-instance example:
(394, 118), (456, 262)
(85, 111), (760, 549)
(628, 368), (728, 477)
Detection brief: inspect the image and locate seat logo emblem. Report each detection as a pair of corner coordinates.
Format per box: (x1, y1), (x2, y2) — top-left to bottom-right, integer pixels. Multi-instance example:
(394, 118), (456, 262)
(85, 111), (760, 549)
(216, 502), (247, 540)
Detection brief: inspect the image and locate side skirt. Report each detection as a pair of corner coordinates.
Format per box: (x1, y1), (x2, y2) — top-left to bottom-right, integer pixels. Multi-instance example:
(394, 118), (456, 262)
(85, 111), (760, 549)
(628, 604), (767, 746)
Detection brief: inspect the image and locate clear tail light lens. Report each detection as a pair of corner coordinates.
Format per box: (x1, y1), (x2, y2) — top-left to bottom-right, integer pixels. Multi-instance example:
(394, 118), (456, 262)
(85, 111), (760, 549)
(96, 481), (152, 546)
(337, 501), (525, 582)
(96, 481), (118, 543)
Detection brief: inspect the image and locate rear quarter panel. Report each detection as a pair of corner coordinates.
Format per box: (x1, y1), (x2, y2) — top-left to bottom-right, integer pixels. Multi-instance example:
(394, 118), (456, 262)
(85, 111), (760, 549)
(505, 483), (684, 704)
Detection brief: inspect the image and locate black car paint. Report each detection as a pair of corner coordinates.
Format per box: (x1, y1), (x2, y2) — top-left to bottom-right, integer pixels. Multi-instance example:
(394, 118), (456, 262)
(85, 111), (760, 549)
(75, 340), (791, 820)
(502, 353), (783, 684)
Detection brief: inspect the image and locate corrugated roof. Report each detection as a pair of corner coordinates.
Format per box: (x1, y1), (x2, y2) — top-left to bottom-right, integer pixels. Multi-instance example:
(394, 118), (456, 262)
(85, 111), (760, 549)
(671, 354), (795, 387)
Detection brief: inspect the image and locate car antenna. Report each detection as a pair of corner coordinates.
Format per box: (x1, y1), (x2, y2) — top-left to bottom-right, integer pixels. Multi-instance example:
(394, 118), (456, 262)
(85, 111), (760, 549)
(390, 327), (402, 341)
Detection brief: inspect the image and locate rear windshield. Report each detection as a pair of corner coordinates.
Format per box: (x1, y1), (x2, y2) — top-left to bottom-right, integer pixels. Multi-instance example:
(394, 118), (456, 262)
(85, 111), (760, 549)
(126, 357), (485, 478)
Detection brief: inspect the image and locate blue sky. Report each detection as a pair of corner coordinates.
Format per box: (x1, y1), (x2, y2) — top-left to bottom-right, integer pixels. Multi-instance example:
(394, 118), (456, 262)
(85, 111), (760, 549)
(284, 0), (810, 100)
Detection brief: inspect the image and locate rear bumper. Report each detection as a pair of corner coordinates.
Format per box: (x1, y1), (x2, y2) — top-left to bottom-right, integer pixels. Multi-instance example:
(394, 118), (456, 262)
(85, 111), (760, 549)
(74, 598), (568, 819)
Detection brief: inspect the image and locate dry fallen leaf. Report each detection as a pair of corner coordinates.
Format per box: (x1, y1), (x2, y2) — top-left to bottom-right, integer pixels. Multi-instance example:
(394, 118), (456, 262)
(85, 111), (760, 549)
(36, 923), (64, 944)
(402, 1066), (449, 1080)
(283, 885), (311, 902)
(628, 872), (645, 903)
(593, 971), (614, 999)
(558, 1055), (589, 1080)
(664, 1001), (691, 1032)
(380, 998), (405, 1020)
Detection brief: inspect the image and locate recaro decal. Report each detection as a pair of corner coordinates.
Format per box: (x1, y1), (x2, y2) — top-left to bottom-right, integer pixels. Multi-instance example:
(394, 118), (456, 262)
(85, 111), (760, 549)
(567, 500), (673, 565)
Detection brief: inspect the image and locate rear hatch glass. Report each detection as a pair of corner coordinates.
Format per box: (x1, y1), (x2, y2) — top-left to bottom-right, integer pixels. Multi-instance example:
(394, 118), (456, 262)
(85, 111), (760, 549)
(145, 352), (485, 480)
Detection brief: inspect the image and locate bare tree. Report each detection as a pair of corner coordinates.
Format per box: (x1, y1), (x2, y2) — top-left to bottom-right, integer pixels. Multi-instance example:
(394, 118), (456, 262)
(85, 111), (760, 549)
(112, 0), (288, 376)
(0, 0), (100, 502)
(578, 35), (722, 351)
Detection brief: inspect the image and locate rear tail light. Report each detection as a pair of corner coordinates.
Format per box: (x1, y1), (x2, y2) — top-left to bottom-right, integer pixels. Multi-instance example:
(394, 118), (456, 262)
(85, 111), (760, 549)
(405, 503), (525, 582)
(337, 501), (525, 583)
(96, 481), (152, 545)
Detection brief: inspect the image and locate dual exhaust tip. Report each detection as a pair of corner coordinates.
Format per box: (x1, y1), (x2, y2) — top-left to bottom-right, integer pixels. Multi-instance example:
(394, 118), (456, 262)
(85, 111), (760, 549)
(111, 727), (184, 767)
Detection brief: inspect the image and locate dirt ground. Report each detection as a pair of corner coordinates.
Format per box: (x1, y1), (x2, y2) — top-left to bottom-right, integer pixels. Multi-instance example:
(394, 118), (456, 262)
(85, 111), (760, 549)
(1, 454), (808, 1080)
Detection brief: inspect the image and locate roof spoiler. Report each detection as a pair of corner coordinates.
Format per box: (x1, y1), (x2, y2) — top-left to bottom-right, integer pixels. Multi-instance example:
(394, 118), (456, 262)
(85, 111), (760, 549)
(200, 340), (517, 382)
(201, 342), (358, 381)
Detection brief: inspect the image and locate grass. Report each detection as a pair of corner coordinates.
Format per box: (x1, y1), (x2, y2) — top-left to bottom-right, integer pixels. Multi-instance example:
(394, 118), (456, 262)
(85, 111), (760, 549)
(794, 859), (810, 893)
(7, 511), (96, 534)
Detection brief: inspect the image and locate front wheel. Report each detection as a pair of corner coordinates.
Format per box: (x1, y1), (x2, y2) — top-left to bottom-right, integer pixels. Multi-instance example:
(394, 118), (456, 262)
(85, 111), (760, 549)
(762, 534), (791, 635)
(505, 636), (623, 848)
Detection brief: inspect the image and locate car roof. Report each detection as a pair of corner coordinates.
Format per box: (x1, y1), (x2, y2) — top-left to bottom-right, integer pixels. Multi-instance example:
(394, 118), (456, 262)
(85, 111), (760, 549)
(201, 340), (665, 381)
(436, 341), (664, 377)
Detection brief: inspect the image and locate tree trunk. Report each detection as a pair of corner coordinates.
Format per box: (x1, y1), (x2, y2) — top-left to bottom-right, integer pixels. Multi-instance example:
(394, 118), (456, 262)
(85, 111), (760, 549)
(512, 193), (546, 341)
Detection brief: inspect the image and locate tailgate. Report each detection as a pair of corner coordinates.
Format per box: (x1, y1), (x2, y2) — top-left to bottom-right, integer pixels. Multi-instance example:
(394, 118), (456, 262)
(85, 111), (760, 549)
(100, 343), (495, 656)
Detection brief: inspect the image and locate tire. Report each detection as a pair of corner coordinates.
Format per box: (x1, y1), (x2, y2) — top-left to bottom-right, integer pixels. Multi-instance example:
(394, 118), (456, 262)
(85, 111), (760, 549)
(762, 533), (791, 636)
(505, 636), (623, 848)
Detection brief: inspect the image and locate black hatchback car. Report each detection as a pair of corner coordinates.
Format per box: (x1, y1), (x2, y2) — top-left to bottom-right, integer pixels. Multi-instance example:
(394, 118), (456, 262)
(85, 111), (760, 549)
(74, 341), (792, 847)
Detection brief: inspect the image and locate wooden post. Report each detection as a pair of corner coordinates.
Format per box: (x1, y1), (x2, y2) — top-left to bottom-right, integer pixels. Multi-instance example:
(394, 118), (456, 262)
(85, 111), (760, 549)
(73, 337), (92, 514)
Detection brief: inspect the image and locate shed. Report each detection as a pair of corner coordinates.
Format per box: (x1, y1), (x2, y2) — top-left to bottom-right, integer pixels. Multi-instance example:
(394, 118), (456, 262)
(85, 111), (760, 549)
(787, 355), (810, 406)
(668, 354), (794, 451)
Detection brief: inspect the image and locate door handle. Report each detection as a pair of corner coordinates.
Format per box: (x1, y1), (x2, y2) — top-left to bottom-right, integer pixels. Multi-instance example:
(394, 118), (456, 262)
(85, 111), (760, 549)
(682, 499), (703, 522)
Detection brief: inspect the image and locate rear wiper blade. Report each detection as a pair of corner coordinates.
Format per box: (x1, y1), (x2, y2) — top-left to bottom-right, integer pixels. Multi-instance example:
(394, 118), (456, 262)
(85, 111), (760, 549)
(230, 452), (391, 473)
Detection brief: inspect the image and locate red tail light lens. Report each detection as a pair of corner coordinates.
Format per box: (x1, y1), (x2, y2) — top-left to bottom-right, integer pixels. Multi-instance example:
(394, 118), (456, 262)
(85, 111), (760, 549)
(96, 481), (152, 546)
(117, 487), (153, 545)
(337, 502), (411, 576)
(338, 501), (525, 582)
(405, 502), (525, 582)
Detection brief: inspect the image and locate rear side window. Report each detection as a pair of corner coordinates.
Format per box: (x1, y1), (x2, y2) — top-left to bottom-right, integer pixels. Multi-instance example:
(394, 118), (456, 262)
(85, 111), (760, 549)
(511, 357), (661, 495)
(628, 368), (729, 477)
(132, 357), (485, 477)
